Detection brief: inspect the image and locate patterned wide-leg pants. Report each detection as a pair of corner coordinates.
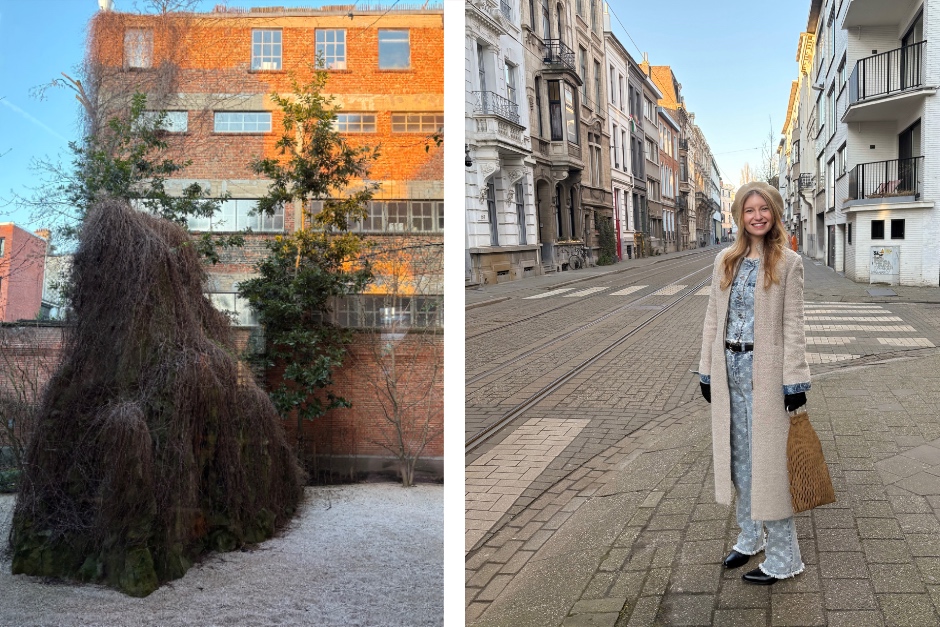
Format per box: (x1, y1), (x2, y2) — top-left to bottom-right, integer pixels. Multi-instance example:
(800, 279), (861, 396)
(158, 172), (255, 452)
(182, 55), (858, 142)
(726, 349), (805, 579)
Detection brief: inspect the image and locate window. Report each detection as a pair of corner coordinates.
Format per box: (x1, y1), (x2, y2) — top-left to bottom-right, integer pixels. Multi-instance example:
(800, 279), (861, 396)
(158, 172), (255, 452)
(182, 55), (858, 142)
(504, 61), (518, 105)
(541, 0), (550, 40)
(628, 86), (636, 116)
(827, 158), (835, 209)
(837, 144), (846, 176)
(316, 29), (346, 69)
(576, 0), (583, 17)
(334, 294), (441, 329)
(610, 66), (616, 105)
(140, 110), (188, 133)
(644, 97), (655, 121)
(590, 0), (597, 31)
(563, 83), (578, 144)
(579, 47), (588, 99)
(612, 124), (619, 169)
(838, 54), (846, 89)
(871, 219), (885, 239)
(547, 80), (563, 140)
(213, 112), (272, 133)
(188, 199), (284, 233)
(0, 238), (4, 257)
(619, 76), (625, 112)
(209, 293), (258, 327)
(486, 181), (499, 246)
(378, 29), (410, 69)
(346, 200), (444, 233)
(391, 113), (443, 133)
(251, 29), (282, 70)
(515, 182), (527, 245)
(645, 137), (658, 164)
(828, 86), (836, 138)
(335, 114), (377, 133)
(621, 129), (627, 169)
(848, 223), (852, 244)
(891, 219), (905, 239)
(535, 77), (544, 137)
(124, 29), (153, 69)
(594, 59), (601, 110)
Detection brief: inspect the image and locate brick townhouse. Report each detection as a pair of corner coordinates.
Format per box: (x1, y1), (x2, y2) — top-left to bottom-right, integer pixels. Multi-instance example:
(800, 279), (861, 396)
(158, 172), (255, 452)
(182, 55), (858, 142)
(0, 224), (48, 323)
(82, 3), (444, 476)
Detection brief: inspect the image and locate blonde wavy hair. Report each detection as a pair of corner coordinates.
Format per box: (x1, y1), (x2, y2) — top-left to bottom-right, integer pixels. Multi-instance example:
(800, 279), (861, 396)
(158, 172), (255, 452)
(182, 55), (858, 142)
(720, 181), (787, 290)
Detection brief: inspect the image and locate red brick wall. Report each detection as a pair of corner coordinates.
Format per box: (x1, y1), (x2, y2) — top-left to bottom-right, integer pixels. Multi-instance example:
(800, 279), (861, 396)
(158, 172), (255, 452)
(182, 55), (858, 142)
(0, 225), (47, 323)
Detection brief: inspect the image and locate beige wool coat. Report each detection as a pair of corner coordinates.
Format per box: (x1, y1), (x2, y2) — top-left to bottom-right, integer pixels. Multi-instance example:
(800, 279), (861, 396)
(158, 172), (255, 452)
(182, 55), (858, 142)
(698, 247), (811, 521)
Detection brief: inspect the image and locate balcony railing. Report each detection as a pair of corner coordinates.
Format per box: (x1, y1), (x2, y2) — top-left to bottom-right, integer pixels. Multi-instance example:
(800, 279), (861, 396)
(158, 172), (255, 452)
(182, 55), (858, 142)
(849, 41), (925, 105)
(543, 39), (575, 72)
(678, 138), (688, 150)
(473, 90), (520, 125)
(848, 156), (923, 200)
(499, 0), (512, 20)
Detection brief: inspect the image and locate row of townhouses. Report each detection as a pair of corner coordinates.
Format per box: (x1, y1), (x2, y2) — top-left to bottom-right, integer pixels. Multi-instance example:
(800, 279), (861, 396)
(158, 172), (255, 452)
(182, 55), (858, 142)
(779, 0), (939, 286)
(465, 0), (724, 284)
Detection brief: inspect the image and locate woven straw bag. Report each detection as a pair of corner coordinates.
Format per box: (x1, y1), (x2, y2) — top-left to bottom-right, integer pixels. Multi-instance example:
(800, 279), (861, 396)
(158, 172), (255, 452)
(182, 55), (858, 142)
(787, 408), (836, 513)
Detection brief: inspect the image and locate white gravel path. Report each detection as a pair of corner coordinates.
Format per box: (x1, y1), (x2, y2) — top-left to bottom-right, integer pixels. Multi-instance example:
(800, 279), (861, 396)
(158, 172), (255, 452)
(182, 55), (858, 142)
(0, 483), (443, 626)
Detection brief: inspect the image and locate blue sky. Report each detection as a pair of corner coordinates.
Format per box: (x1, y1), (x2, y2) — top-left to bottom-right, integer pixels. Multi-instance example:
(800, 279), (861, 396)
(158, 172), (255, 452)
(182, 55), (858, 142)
(0, 0), (811, 228)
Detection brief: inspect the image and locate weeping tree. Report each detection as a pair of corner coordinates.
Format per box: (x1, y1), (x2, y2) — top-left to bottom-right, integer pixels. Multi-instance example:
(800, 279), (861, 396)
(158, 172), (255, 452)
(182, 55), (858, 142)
(9, 199), (303, 596)
(238, 67), (378, 461)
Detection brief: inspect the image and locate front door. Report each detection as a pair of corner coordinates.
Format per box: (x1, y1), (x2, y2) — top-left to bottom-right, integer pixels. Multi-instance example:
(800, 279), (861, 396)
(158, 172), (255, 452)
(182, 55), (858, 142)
(827, 225), (836, 269)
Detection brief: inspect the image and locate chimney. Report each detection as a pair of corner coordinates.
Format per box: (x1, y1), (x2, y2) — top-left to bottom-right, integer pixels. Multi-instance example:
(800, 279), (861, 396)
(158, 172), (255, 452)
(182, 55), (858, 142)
(98, 0), (114, 11)
(34, 229), (51, 240)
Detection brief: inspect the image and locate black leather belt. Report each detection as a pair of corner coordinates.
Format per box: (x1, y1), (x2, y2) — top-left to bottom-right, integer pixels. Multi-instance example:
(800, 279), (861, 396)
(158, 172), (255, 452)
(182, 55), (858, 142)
(725, 341), (754, 352)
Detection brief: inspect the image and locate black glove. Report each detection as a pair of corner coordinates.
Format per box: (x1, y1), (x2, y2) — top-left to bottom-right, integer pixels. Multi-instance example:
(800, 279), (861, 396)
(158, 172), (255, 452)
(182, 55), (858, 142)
(785, 392), (807, 412)
(700, 382), (711, 403)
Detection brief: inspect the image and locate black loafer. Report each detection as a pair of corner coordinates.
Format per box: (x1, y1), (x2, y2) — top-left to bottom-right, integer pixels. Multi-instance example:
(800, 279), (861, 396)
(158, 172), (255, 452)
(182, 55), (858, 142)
(742, 567), (778, 585)
(722, 550), (751, 569)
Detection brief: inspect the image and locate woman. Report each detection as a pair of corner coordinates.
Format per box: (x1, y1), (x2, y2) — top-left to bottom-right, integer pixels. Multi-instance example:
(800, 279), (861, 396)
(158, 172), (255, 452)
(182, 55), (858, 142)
(698, 181), (811, 585)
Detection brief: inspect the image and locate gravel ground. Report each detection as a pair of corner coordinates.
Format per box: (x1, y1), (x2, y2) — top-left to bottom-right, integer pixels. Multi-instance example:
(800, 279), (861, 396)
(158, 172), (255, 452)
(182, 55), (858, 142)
(0, 483), (443, 627)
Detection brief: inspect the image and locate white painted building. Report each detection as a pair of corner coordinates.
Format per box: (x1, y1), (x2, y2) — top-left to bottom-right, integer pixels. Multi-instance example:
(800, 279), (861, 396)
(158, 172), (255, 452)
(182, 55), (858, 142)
(465, 0), (537, 284)
(604, 21), (638, 259)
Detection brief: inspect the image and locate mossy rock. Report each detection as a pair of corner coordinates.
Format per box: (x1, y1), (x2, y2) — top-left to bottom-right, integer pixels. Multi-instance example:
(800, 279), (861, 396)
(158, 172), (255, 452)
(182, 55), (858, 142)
(117, 547), (159, 597)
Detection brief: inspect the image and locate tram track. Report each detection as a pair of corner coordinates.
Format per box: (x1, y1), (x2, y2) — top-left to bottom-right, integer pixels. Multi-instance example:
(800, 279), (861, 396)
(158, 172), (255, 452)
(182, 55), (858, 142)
(465, 249), (718, 340)
(465, 265), (712, 386)
(465, 274), (712, 454)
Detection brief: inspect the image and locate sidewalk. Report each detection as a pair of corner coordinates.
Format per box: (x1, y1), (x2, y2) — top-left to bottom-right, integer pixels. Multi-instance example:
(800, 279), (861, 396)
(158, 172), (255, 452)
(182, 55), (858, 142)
(466, 259), (940, 626)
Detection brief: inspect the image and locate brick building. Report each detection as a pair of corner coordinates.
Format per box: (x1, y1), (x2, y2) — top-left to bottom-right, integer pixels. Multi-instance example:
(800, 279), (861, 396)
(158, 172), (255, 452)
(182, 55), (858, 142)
(0, 224), (48, 323)
(84, 3), (443, 476)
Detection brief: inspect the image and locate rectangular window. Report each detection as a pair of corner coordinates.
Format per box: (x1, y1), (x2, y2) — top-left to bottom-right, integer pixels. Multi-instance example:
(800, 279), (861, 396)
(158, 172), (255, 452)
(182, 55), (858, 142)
(644, 97), (654, 121)
(619, 76), (625, 112)
(563, 83), (578, 144)
(827, 158), (835, 209)
(628, 86), (636, 117)
(378, 29), (410, 69)
(838, 54), (846, 89)
(515, 182), (527, 245)
(535, 77), (544, 137)
(828, 86), (836, 137)
(124, 29), (153, 69)
(486, 182), (499, 246)
(209, 293), (259, 327)
(213, 112), (272, 133)
(0, 238), (4, 257)
(351, 200), (444, 233)
(141, 110), (188, 133)
(891, 219), (905, 239)
(838, 144), (846, 176)
(390, 113), (443, 133)
(579, 47), (588, 99)
(848, 223), (852, 244)
(594, 59), (601, 110)
(504, 61), (518, 105)
(335, 113), (377, 133)
(548, 80), (563, 141)
(251, 29), (282, 70)
(621, 129), (627, 169)
(316, 29), (346, 70)
(610, 66), (616, 105)
(188, 199), (284, 233)
(871, 219), (885, 239)
(612, 124), (619, 169)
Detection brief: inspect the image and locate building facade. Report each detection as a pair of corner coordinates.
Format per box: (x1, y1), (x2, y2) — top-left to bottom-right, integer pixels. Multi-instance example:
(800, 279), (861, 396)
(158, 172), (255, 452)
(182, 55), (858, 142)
(89, 4), (444, 470)
(0, 224), (48, 323)
(465, 0), (538, 284)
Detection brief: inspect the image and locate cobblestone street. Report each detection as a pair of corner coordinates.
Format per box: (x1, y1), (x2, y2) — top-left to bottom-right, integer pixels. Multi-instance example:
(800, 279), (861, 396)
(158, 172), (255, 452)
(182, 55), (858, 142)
(465, 248), (940, 626)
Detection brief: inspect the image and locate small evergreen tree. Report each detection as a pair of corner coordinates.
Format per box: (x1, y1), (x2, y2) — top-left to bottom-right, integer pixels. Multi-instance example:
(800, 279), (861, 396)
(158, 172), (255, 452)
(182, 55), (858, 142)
(597, 216), (617, 265)
(238, 68), (379, 445)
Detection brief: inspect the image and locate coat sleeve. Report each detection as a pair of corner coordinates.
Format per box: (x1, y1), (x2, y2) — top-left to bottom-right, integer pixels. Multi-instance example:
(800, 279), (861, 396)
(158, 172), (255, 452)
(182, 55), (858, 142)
(698, 255), (722, 384)
(782, 255), (811, 393)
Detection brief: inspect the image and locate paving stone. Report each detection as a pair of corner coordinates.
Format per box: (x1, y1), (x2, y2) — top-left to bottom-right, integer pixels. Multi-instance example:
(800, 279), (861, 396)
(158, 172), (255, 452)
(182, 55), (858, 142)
(685, 519), (727, 541)
(658, 594), (715, 626)
(888, 494), (933, 514)
(896, 513), (940, 534)
(817, 528), (863, 552)
(769, 592), (826, 626)
(915, 557), (940, 585)
(900, 444), (940, 465)
(818, 552), (869, 578)
(561, 612), (619, 627)
(717, 576), (771, 608)
(825, 611), (885, 627)
(641, 568), (671, 596)
(713, 608), (769, 626)
(894, 472), (940, 496)
(668, 564), (721, 594)
(877, 593), (938, 626)
(625, 595), (661, 627)
(609, 570), (645, 601)
(812, 508), (856, 528)
(679, 539), (725, 565)
(570, 598), (627, 614)
(869, 563), (926, 593)
(857, 518), (905, 539)
(823, 578), (878, 610)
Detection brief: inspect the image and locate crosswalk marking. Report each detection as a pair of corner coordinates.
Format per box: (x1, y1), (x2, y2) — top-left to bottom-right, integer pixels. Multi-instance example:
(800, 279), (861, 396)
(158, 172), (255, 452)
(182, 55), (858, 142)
(804, 309), (887, 314)
(609, 285), (646, 296)
(878, 337), (935, 347)
(806, 336), (856, 345)
(805, 316), (902, 322)
(651, 285), (686, 296)
(524, 288), (574, 299)
(806, 302), (889, 308)
(563, 287), (607, 298)
(806, 324), (916, 332)
(807, 353), (861, 364)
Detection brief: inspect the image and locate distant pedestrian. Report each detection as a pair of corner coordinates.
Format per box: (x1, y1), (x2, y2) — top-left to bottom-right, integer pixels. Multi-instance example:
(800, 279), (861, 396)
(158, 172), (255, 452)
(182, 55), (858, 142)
(697, 181), (811, 585)
(790, 233), (798, 252)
